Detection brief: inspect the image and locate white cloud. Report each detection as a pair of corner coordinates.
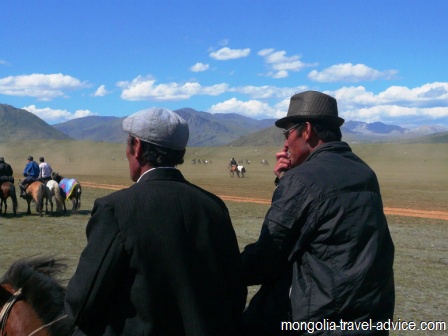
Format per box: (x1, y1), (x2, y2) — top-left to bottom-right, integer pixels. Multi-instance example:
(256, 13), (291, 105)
(232, 85), (307, 99)
(209, 47), (250, 60)
(116, 74), (448, 126)
(190, 62), (210, 72)
(308, 63), (398, 83)
(22, 105), (96, 123)
(93, 85), (110, 97)
(118, 75), (228, 101)
(329, 84), (448, 126)
(0, 73), (86, 100)
(209, 98), (277, 118)
(258, 49), (317, 78)
(209, 97), (291, 119)
(0, 59), (7, 65)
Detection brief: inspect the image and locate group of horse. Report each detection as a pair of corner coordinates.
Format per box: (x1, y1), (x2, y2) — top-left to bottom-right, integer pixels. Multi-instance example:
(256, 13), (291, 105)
(0, 172), (81, 217)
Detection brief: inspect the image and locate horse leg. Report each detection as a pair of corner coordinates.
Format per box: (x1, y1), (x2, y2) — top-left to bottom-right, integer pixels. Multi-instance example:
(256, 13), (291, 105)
(47, 196), (52, 214)
(12, 196), (17, 217)
(27, 199), (31, 215)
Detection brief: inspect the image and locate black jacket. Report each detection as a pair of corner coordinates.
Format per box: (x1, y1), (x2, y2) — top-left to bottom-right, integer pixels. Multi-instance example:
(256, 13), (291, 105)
(0, 162), (13, 177)
(65, 168), (247, 335)
(242, 142), (395, 335)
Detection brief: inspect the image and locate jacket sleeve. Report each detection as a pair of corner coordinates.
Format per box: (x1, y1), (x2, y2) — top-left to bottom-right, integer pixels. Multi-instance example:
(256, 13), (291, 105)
(241, 177), (307, 286)
(65, 198), (128, 328)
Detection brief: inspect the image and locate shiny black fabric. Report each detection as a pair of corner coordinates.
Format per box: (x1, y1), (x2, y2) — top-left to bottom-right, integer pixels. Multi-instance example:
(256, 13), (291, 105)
(242, 142), (394, 335)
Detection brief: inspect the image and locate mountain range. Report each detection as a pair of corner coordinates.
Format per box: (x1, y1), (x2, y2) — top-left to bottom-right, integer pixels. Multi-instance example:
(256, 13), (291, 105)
(1, 103), (447, 146)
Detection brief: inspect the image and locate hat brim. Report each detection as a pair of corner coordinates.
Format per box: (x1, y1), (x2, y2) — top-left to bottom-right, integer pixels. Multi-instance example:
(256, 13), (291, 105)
(275, 115), (345, 128)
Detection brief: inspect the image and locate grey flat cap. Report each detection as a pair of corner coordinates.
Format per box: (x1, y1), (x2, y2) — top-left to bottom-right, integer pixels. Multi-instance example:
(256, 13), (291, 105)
(123, 108), (189, 150)
(275, 90), (344, 128)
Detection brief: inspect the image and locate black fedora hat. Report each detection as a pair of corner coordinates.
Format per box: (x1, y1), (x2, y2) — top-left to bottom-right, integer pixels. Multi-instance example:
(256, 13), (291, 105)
(275, 90), (344, 128)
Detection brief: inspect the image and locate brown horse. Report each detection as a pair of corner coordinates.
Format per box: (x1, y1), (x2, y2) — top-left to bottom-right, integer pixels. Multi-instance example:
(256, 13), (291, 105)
(229, 164), (246, 178)
(23, 181), (46, 216)
(0, 257), (74, 335)
(0, 182), (18, 216)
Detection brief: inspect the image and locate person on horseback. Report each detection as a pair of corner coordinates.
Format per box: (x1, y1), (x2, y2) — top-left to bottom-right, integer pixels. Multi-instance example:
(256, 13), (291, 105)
(38, 156), (53, 183)
(230, 157), (237, 166)
(19, 156), (39, 198)
(0, 157), (14, 185)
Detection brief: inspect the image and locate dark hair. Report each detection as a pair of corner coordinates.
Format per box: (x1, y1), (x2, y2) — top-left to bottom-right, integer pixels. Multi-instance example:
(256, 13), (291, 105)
(39, 157), (45, 162)
(129, 136), (185, 167)
(296, 121), (342, 142)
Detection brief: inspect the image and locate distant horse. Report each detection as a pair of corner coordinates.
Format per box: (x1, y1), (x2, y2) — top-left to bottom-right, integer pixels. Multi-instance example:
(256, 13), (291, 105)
(0, 182), (18, 216)
(45, 180), (65, 214)
(23, 181), (46, 216)
(229, 165), (246, 178)
(261, 159), (269, 166)
(51, 172), (82, 213)
(0, 256), (75, 335)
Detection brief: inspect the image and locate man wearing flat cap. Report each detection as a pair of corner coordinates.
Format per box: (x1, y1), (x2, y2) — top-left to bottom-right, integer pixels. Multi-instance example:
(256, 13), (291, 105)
(241, 91), (395, 335)
(65, 108), (247, 336)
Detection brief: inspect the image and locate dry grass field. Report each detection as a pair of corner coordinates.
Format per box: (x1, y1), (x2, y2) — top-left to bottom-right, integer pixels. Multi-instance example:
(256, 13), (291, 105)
(1, 141), (447, 335)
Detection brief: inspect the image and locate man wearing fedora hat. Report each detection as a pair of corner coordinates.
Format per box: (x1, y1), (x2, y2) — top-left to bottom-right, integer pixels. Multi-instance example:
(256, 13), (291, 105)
(241, 91), (395, 335)
(65, 108), (247, 335)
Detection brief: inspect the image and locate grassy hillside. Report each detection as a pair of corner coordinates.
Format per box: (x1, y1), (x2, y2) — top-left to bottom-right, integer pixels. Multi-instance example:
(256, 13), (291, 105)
(0, 104), (73, 142)
(401, 131), (448, 144)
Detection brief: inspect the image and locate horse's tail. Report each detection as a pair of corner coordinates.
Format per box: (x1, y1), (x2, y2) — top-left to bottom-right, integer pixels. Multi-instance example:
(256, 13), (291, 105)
(52, 182), (64, 212)
(37, 183), (45, 216)
(10, 183), (18, 215)
(74, 183), (82, 212)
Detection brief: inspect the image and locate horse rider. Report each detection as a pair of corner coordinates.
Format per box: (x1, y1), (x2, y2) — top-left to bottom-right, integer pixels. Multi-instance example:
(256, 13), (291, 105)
(19, 156), (40, 198)
(0, 156), (14, 186)
(38, 156), (53, 183)
(230, 157), (237, 167)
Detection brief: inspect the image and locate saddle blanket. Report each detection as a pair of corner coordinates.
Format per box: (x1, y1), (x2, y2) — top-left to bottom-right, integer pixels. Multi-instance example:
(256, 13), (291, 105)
(59, 178), (79, 200)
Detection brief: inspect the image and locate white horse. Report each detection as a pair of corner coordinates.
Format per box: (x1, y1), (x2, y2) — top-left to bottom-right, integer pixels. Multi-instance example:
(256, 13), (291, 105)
(229, 165), (246, 178)
(45, 180), (64, 214)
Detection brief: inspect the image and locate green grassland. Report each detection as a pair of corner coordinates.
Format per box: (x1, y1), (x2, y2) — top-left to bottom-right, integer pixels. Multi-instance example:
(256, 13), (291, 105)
(1, 141), (447, 335)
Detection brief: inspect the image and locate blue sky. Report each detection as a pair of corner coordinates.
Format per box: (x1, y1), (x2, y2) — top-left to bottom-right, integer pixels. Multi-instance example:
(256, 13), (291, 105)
(1, 0), (447, 129)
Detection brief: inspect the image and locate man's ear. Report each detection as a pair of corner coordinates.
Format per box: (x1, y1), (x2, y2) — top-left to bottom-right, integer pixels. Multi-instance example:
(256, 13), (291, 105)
(133, 137), (144, 159)
(304, 122), (313, 140)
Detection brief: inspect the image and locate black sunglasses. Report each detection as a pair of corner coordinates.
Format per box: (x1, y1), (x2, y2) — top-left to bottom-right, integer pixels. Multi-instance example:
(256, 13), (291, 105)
(282, 123), (303, 140)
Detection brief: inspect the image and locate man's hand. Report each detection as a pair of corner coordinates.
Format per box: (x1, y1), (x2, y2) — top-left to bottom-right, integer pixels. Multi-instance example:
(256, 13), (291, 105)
(274, 146), (291, 178)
